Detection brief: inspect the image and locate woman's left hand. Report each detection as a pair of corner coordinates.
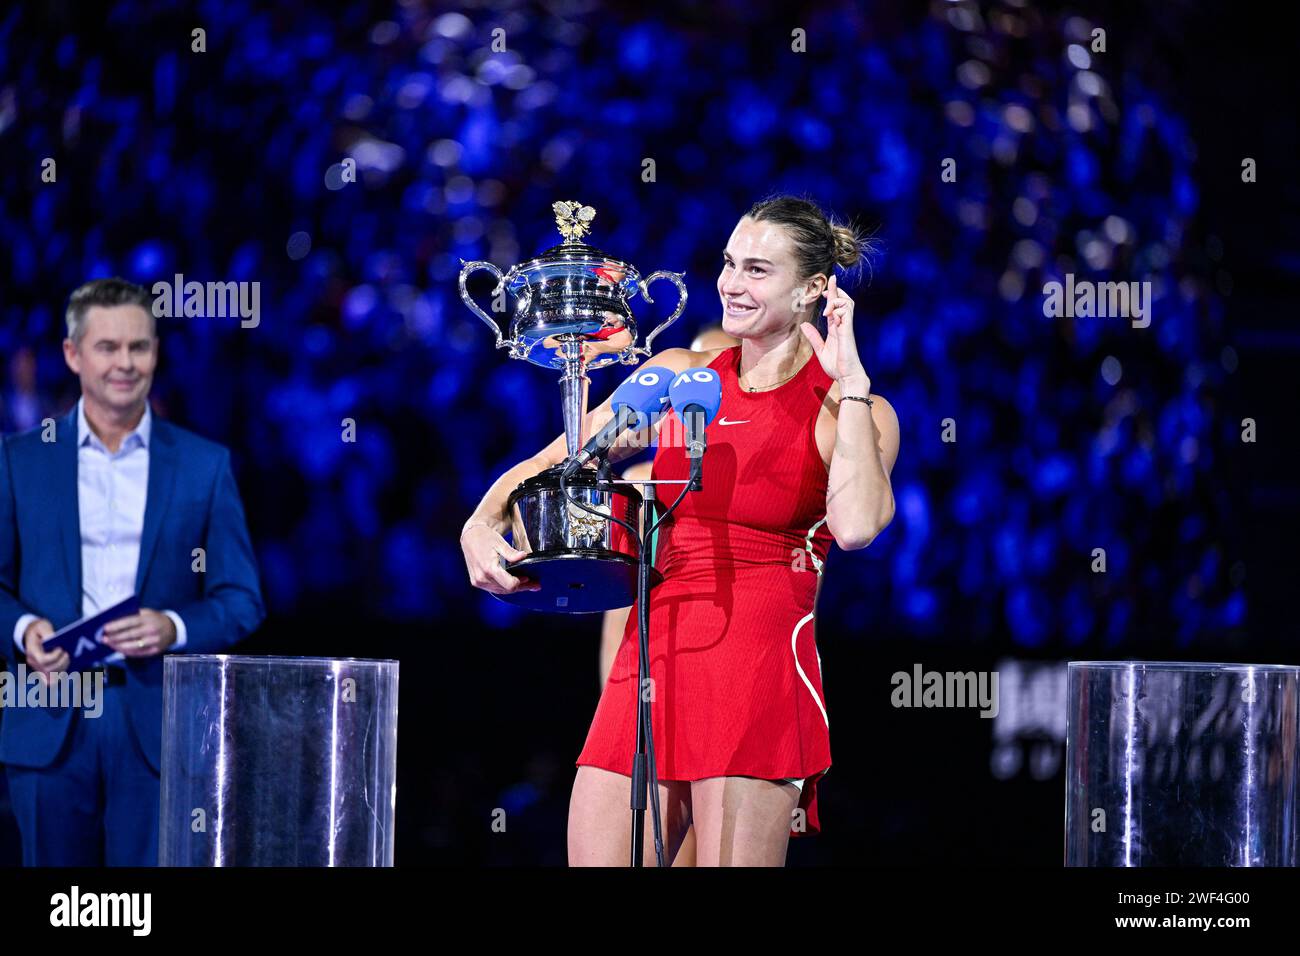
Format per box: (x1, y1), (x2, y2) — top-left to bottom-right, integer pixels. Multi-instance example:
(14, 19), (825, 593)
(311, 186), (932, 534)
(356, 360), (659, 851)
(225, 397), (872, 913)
(799, 275), (870, 389)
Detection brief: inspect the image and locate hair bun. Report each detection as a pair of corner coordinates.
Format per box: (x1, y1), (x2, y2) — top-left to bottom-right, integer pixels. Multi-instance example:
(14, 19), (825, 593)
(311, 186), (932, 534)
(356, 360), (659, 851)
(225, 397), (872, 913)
(830, 223), (875, 272)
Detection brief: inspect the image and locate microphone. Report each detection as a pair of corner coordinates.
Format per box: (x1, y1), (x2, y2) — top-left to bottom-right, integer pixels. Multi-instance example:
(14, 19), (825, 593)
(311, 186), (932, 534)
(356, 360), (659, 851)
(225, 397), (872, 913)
(667, 367), (722, 490)
(561, 365), (672, 479)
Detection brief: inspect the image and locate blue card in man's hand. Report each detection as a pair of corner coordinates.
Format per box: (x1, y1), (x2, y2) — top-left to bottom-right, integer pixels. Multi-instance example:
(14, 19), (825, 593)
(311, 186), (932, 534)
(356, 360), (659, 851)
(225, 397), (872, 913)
(40, 596), (141, 672)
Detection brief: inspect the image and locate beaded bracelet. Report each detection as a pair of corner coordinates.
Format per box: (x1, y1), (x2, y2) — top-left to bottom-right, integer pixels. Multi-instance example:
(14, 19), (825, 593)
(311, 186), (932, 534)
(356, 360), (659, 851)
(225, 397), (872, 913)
(841, 394), (874, 407)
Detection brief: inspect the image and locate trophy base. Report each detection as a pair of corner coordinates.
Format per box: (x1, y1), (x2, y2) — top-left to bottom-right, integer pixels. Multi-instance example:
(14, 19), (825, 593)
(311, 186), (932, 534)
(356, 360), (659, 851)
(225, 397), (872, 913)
(495, 551), (663, 613)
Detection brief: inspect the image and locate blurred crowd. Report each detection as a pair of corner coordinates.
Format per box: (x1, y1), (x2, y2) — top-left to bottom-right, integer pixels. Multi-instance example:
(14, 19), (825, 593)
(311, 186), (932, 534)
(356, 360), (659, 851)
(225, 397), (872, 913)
(0, 1), (1239, 648)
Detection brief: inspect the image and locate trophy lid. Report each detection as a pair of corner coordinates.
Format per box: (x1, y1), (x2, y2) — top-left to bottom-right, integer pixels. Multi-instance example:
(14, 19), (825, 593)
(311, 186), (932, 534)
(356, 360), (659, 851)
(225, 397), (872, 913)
(507, 201), (639, 282)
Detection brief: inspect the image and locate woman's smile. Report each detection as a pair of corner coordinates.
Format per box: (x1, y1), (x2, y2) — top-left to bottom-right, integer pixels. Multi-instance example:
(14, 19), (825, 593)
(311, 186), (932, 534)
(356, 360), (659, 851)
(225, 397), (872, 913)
(723, 298), (758, 316)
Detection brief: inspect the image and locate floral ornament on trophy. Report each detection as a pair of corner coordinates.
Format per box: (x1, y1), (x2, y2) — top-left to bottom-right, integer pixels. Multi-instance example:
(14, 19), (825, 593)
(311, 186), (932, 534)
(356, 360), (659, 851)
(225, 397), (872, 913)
(552, 200), (597, 242)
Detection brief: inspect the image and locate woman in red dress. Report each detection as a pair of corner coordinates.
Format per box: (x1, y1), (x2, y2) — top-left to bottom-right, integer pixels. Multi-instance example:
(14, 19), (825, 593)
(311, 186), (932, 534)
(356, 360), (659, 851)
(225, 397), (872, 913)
(462, 196), (900, 866)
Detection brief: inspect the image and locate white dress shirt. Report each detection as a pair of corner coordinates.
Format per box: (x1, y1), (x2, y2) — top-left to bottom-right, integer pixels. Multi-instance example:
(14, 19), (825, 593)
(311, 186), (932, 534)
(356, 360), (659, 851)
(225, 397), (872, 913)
(11, 397), (188, 661)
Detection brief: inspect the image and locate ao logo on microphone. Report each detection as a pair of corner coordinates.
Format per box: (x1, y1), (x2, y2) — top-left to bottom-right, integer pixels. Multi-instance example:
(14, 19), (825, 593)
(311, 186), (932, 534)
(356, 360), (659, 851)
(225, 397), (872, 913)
(670, 369), (717, 388)
(633, 368), (668, 387)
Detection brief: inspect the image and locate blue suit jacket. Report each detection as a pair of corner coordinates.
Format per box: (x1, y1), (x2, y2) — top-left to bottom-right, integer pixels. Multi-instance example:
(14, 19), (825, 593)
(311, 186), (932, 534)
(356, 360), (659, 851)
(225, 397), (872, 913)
(0, 405), (265, 771)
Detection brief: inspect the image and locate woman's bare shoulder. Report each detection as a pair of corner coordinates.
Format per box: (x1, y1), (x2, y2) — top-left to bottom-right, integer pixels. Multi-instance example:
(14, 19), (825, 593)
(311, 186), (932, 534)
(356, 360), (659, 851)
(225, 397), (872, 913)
(651, 345), (734, 371)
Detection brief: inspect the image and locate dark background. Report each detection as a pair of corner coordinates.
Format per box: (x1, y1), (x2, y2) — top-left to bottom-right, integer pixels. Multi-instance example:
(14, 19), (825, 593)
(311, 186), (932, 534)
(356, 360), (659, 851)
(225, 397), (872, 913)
(0, 0), (1296, 865)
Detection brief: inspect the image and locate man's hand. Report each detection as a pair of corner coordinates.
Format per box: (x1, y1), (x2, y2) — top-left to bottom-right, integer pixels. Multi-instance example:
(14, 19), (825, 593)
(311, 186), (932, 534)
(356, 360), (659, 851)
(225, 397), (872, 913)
(22, 618), (68, 681)
(101, 609), (177, 658)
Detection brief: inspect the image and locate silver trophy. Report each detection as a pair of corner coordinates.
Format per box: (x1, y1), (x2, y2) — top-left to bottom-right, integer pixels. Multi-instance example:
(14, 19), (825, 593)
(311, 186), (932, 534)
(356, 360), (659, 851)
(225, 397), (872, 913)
(459, 201), (686, 612)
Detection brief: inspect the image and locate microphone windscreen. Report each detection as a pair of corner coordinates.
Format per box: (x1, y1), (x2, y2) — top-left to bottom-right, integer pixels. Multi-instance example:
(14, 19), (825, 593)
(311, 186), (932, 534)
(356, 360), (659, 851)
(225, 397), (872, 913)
(609, 365), (673, 430)
(668, 367), (722, 425)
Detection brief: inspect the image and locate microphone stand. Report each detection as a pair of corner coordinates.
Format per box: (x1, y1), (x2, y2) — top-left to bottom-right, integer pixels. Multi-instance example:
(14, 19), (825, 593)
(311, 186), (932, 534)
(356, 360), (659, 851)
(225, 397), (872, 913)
(567, 412), (710, 866)
(620, 411), (708, 865)
(602, 471), (694, 867)
(631, 477), (657, 867)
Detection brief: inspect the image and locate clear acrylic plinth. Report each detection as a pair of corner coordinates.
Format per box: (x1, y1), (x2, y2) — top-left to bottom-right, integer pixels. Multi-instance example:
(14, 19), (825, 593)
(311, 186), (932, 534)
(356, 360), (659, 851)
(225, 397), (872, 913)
(159, 655), (399, 866)
(1065, 661), (1300, 866)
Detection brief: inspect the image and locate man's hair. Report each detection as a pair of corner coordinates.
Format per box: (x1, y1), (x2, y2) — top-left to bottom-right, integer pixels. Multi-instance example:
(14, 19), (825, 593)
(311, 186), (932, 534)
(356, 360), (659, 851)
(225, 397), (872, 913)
(65, 277), (155, 345)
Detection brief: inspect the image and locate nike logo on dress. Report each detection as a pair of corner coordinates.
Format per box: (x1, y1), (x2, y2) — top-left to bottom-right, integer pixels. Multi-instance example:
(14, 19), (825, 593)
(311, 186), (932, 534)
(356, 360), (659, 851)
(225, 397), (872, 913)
(717, 417), (750, 426)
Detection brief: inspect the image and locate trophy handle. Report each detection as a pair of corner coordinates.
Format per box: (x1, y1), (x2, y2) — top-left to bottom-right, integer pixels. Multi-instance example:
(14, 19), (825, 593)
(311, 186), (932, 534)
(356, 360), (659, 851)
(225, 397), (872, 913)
(632, 271), (687, 358)
(458, 259), (510, 349)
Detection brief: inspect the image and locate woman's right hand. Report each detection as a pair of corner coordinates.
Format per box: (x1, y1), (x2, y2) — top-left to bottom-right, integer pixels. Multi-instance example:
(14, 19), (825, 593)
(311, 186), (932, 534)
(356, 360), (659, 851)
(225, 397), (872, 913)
(461, 524), (542, 594)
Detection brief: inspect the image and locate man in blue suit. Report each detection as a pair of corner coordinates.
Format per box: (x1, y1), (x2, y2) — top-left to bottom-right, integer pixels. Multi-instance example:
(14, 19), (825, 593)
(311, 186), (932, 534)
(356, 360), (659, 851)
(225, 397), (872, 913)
(0, 277), (265, 866)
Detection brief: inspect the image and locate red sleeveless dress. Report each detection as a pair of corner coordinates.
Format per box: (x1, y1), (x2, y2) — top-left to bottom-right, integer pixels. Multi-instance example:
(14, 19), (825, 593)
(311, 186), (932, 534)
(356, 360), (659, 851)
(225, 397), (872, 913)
(577, 345), (836, 835)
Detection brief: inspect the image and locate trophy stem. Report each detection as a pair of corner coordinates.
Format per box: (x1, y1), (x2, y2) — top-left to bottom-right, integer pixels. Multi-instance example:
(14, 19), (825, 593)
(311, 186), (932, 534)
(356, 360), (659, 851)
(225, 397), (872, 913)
(559, 337), (591, 459)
